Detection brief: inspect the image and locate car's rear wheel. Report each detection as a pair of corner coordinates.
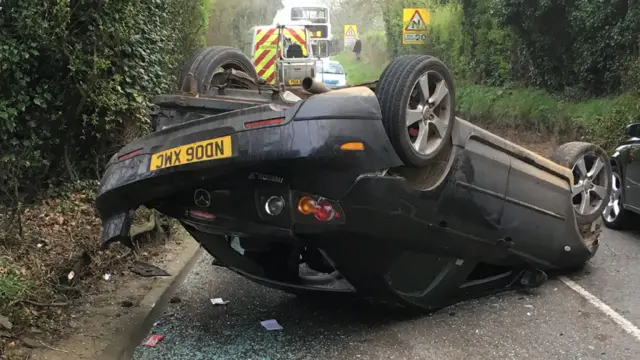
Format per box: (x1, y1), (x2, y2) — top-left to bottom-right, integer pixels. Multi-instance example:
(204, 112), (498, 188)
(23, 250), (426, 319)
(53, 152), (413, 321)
(549, 142), (612, 224)
(602, 165), (633, 229)
(376, 55), (456, 167)
(178, 46), (258, 93)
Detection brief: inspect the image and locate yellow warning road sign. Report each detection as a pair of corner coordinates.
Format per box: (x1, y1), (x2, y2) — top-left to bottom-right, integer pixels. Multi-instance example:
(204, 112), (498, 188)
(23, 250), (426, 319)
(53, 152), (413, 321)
(344, 25), (358, 38)
(344, 25), (358, 48)
(402, 8), (430, 45)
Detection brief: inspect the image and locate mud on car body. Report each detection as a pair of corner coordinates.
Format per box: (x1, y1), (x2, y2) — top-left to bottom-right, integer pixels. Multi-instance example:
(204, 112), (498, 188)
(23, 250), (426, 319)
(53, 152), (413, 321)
(96, 47), (610, 312)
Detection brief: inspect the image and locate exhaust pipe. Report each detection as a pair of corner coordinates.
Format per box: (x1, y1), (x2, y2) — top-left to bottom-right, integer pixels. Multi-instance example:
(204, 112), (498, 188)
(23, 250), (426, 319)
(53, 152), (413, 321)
(302, 77), (332, 94)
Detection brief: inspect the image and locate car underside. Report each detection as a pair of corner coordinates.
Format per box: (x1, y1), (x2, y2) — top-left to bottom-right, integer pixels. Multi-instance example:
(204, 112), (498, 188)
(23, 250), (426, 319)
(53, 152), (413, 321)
(96, 47), (611, 312)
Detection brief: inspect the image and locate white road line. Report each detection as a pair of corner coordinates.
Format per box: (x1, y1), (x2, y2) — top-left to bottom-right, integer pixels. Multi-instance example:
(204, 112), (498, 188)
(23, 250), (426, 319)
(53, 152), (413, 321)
(560, 276), (640, 342)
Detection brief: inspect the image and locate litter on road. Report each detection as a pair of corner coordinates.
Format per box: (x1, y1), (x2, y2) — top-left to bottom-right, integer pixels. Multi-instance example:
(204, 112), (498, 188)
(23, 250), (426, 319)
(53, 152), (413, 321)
(141, 334), (164, 347)
(260, 319), (283, 331)
(210, 298), (229, 306)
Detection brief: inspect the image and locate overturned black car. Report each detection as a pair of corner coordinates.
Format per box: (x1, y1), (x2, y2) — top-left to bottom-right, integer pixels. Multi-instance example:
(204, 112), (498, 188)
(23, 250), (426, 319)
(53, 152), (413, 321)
(96, 47), (612, 312)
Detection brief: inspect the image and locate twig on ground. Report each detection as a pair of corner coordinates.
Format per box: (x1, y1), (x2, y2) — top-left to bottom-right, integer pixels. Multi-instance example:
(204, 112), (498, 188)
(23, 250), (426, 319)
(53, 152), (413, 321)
(8, 299), (70, 308)
(38, 340), (68, 353)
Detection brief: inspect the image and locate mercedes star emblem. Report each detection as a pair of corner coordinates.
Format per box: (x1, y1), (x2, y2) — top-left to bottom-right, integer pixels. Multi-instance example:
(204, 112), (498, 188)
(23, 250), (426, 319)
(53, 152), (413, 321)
(193, 189), (211, 208)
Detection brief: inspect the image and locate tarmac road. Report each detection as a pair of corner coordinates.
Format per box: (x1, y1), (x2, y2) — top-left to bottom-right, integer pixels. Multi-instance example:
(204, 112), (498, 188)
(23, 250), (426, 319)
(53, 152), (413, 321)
(133, 228), (640, 360)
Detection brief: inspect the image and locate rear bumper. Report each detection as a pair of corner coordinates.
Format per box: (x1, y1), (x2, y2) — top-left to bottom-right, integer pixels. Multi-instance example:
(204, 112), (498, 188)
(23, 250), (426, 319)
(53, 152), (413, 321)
(96, 87), (403, 243)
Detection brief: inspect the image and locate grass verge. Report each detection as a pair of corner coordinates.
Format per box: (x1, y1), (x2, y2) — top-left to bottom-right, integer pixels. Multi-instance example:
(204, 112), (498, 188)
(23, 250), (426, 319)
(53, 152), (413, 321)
(456, 83), (639, 149)
(332, 52), (387, 84)
(334, 52), (639, 150)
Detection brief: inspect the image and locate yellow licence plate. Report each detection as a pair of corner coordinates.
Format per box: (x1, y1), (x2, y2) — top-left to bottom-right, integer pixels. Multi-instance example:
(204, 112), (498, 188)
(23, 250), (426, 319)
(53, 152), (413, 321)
(288, 79), (302, 86)
(149, 135), (232, 171)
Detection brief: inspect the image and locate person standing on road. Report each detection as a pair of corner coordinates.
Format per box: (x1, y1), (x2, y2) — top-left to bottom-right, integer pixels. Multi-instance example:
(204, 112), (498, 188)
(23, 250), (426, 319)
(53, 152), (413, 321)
(353, 36), (362, 61)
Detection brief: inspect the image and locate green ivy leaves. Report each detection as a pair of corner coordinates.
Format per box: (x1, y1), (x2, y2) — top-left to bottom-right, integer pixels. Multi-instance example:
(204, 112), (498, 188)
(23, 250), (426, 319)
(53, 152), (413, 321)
(0, 0), (208, 196)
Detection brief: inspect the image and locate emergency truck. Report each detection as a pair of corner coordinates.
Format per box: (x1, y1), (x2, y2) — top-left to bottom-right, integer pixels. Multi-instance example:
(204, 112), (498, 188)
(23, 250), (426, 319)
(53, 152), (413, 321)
(246, 25), (316, 87)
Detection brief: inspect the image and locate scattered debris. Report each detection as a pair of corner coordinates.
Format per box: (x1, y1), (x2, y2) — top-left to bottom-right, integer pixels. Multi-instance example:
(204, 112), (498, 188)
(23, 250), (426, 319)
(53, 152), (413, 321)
(524, 304), (534, 308)
(0, 186), (173, 338)
(169, 296), (181, 304)
(211, 298), (229, 306)
(260, 319), (283, 331)
(142, 334), (165, 347)
(526, 312), (532, 316)
(103, 273), (111, 281)
(121, 300), (134, 308)
(131, 261), (171, 277)
(0, 315), (13, 330)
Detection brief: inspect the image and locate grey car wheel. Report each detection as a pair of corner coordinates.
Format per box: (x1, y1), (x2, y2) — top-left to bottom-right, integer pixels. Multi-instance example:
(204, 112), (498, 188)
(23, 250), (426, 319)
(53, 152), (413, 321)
(377, 55), (456, 168)
(571, 153), (609, 217)
(549, 142), (612, 225)
(405, 70), (453, 158)
(601, 166), (633, 229)
(603, 171), (622, 223)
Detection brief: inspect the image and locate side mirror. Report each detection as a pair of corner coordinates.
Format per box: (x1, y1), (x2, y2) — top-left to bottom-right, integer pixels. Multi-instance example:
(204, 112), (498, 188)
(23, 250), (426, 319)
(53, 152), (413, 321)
(625, 123), (640, 138)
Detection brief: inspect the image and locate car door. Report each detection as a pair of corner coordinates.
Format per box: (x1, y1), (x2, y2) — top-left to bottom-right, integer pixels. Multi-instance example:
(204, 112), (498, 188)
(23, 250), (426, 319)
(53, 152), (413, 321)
(622, 141), (640, 212)
(620, 125), (640, 210)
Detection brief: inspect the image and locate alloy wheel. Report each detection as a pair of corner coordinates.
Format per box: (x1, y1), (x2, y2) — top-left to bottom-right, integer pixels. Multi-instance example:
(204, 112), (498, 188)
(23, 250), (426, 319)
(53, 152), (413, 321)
(603, 171), (622, 222)
(405, 70), (452, 157)
(571, 154), (609, 216)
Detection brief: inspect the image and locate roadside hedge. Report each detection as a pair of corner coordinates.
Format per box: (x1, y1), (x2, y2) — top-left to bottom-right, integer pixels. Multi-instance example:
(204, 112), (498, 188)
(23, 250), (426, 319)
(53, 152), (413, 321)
(380, 0), (640, 96)
(372, 0), (640, 148)
(0, 0), (211, 201)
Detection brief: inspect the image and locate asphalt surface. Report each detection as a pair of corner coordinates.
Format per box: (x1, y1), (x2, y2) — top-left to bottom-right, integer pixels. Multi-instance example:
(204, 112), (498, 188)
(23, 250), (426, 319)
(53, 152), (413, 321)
(133, 228), (640, 360)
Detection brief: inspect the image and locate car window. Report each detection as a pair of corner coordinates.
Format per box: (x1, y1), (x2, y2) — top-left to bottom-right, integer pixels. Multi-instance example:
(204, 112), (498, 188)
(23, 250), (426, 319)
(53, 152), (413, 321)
(316, 63), (344, 75)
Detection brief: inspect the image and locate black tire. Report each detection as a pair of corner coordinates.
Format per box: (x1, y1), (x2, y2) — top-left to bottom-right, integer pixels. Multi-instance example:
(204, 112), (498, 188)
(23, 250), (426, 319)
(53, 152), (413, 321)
(376, 54), (419, 87)
(375, 55), (423, 111)
(602, 165), (633, 229)
(376, 55), (456, 167)
(549, 142), (612, 225)
(178, 46), (257, 93)
(178, 47), (210, 88)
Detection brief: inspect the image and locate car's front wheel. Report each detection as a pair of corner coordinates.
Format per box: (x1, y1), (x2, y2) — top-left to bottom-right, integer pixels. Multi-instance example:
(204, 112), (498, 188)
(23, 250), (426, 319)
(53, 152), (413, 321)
(602, 166), (633, 229)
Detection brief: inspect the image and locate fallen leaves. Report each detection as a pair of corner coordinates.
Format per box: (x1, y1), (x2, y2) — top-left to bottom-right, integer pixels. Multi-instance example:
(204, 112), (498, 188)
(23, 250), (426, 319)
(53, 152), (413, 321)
(0, 182), (174, 342)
